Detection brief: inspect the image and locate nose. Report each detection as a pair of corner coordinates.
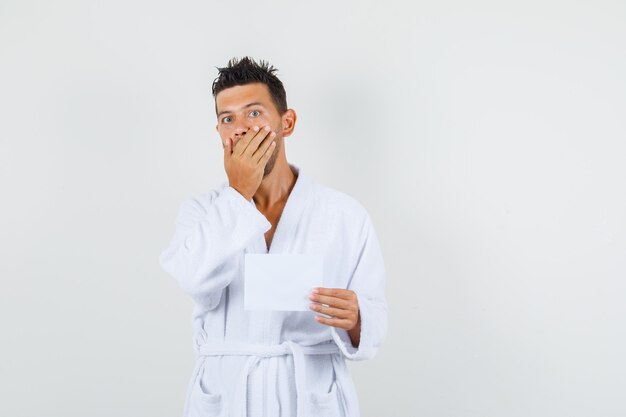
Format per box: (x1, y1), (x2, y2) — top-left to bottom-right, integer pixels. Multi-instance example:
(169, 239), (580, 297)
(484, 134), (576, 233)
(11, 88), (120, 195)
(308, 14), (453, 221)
(232, 122), (252, 143)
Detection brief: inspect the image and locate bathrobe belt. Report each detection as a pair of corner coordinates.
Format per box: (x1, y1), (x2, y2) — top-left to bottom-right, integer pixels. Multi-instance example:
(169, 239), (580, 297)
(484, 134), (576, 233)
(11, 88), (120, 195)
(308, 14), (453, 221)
(197, 341), (341, 417)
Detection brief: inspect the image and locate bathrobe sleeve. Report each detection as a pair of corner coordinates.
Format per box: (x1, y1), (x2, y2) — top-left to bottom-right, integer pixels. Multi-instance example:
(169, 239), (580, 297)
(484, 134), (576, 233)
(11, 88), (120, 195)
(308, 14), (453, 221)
(159, 186), (271, 309)
(331, 214), (388, 361)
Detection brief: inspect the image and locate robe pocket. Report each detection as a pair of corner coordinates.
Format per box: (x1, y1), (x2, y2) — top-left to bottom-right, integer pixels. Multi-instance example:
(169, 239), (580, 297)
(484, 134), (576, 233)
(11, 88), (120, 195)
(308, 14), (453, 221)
(188, 373), (224, 417)
(307, 380), (343, 416)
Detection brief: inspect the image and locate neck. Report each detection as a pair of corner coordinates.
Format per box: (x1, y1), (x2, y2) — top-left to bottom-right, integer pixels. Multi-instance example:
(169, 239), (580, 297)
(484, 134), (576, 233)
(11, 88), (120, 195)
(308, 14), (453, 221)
(253, 157), (297, 209)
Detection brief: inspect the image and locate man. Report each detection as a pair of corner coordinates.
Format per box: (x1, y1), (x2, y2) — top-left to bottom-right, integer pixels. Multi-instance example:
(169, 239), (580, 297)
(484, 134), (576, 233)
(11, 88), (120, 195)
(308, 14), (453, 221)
(159, 56), (387, 417)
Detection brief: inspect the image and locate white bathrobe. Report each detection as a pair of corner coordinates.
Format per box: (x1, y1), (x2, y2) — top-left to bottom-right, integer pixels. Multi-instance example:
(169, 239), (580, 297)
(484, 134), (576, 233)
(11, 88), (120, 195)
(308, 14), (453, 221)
(159, 164), (387, 417)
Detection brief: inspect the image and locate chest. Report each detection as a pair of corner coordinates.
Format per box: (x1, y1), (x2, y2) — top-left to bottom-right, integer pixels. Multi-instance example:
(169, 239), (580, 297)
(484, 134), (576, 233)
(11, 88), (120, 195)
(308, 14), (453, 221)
(260, 202), (287, 251)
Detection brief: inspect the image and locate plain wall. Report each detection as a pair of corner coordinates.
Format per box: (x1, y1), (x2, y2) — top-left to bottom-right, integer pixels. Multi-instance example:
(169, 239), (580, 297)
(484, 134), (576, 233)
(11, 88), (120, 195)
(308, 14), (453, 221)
(1, 0), (624, 416)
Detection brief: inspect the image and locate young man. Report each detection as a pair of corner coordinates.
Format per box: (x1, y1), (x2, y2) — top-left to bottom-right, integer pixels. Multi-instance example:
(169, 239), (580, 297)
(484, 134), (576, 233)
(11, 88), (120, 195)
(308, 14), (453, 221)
(159, 56), (387, 417)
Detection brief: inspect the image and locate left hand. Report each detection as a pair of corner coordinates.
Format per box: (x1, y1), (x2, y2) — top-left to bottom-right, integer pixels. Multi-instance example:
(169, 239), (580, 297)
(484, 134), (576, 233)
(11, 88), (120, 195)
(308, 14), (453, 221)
(309, 288), (360, 331)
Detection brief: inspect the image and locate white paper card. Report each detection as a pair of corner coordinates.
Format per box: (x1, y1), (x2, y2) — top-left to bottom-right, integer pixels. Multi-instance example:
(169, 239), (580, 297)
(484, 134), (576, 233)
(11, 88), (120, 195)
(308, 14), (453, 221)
(244, 254), (324, 311)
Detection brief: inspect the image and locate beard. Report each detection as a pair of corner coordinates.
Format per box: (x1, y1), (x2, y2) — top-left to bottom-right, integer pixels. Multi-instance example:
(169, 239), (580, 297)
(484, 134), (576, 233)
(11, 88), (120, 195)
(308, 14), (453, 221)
(262, 135), (281, 177)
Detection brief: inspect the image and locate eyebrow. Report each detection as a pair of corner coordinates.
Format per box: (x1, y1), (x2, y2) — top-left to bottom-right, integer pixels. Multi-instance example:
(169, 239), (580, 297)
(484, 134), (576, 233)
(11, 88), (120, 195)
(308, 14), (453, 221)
(217, 102), (264, 118)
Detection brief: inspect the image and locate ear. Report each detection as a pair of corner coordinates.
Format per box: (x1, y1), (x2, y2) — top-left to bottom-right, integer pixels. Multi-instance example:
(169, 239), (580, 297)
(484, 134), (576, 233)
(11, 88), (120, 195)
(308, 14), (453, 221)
(215, 124), (219, 132)
(280, 109), (297, 138)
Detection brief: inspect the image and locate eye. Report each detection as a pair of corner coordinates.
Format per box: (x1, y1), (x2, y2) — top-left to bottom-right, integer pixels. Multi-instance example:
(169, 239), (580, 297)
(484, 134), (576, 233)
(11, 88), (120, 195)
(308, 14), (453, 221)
(249, 110), (260, 117)
(222, 116), (232, 123)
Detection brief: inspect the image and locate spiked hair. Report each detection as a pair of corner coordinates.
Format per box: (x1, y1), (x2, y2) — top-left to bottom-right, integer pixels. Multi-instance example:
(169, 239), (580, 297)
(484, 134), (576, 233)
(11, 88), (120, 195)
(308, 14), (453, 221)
(212, 56), (288, 115)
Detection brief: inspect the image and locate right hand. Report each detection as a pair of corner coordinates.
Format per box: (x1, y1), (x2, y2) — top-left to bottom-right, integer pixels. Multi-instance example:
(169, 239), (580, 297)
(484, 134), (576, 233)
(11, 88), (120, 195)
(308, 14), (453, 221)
(224, 125), (276, 200)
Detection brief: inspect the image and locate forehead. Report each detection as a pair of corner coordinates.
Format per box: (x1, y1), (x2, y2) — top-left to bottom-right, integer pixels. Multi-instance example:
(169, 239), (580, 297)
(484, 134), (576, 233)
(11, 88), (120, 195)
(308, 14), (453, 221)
(215, 82), (273, 113)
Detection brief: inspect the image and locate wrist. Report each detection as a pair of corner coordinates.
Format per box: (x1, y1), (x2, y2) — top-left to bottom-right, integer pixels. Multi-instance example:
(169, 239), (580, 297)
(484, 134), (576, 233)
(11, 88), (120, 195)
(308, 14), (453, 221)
(229, 183), (253, 201)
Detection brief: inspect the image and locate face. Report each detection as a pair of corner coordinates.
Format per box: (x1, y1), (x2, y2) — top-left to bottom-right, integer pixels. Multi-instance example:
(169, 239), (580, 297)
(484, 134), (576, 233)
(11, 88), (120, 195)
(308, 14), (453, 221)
(215, 82), (292, 177)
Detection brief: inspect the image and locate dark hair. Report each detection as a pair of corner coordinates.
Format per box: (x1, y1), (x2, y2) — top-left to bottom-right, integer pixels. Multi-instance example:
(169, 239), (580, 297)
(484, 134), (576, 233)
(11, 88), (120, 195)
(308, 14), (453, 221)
(212, 56), (288, 115)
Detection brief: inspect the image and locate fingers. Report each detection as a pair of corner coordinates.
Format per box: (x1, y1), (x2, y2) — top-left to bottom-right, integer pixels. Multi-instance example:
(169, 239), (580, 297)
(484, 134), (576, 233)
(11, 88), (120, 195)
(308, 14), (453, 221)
(230, 127), (255, 156)
(257, 140), (276, 166)
(252, 130), (276, 163)
(309, 288), (357, 309)
(223, 137), (232, 157)
(244, 125), (274, 158)
(312, 287), (356, 300)
(234, 125), (271, 157)
(309, 288), (360, 330)
(309, 302), (353, 319)
(314, 316), (353, 330)
(309, 294), (351, 309)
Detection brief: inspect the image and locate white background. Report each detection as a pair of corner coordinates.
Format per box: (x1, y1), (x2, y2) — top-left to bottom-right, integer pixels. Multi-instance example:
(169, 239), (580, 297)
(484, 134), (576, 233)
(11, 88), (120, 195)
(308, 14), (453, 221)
(1, 1), (625, 416)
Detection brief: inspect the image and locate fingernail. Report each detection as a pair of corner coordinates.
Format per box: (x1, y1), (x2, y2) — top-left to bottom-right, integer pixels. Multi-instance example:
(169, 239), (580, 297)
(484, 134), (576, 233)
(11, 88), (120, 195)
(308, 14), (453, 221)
(253, 126), (259, 131)
(311, 289), (319, 293)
